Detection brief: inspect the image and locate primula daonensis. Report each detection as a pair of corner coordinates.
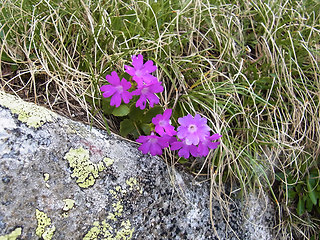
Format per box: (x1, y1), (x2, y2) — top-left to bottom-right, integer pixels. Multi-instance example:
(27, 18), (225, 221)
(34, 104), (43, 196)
(100, 71), (132, 108)
(196, 133), (222, 157)
(100, 56), (221, 158)
(176, 114), (211, 145)
(152, 109), (176, 136)
(170, 140), (199, 159)
(124, 54), (158, 87)
(137, 112), (221, 158)
(136, 132), (169, 156)
(132, 81), (164, 110)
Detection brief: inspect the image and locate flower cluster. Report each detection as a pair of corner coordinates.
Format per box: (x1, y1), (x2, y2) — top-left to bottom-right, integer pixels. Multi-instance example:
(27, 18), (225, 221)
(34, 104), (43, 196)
(100, 54), (221, 159)
(100, 54), (163, 109)
(137, 110), (222, 158)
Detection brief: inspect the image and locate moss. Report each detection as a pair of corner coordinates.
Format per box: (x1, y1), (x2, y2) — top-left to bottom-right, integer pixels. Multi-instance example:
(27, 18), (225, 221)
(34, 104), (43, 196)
(64, 147), (114, 188)
(0, 227), (22, 240)
(35, 209), (55, 240)
(0, 91), (55, 128)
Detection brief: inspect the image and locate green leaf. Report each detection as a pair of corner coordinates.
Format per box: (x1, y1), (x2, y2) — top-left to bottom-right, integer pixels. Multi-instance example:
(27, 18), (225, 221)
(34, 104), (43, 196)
(142, 106), (163, 123)
(178, 157), (188, 164)
(297, 196), (305, 216)
(306, 197), (314, 212)
(295, 184), (302, 192)
(131, 129), (140, 139)
(128, 104), (144, 121)
(120, 119), (135, 137)
(112, 105), (130, 116)
(140, 123), (152, 135)
(307, 177), (318, 205)
(101, 97), (115, 115)
(287, 189), (297, 199)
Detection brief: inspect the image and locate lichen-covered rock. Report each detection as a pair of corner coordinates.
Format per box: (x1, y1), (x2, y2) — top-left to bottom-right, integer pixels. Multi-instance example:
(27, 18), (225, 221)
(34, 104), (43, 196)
(0, 91), (275, 239)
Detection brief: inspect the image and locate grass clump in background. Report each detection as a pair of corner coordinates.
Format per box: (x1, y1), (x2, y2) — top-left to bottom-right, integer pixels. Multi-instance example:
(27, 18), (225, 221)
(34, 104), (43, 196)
(1, 0), (319, 239)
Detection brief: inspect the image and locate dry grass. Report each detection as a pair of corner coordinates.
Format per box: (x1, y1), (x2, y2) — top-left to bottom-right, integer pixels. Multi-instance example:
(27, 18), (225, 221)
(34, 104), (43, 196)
(1, 0), (320, 238)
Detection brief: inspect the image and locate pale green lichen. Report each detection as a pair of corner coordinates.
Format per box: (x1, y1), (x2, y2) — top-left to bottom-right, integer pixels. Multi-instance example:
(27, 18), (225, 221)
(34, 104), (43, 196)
(64, 147), (114, 188)
(83, 220), (133, 240)
(108, 187), (125, 221)
(63, 199), (75, 211)
(103, 157), (114, 167)
(43, 173), (50, 188)
(107, 201), (124, 221)
(35, 209), (55, 240)
(44, 173), (50, 182)
(0, 227), (22, 240)
(125, 177), (141, 193)
(84, 182), (140, 240)
(0, 91), (55, 128)
(109, 186), (127, 200)
(42, 226), (56, 240)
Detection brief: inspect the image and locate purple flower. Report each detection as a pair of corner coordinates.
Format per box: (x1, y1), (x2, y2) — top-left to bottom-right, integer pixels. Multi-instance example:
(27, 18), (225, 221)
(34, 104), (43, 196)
(100, 71), (132, 107)
(170, 140), (199, 158)
(177, 114), (211, 145)
(196, 134), (222, 157)
(136, 132), (169, 156)
(132, 81), (164, 110)
(152, 109), (177, 136)
(124, 54), (158, 87)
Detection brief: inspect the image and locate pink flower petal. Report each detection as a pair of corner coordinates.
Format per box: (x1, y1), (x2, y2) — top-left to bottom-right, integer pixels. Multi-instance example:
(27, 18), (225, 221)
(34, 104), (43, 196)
(144, 60), (157, 72)
(110, 93), (122, 107)
(106, 71), (120, 85)
(132, 54), (144, 69)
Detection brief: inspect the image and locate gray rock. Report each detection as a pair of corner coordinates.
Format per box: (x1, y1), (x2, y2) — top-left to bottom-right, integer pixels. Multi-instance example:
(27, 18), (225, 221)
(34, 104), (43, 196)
(0, 91), (275, 239)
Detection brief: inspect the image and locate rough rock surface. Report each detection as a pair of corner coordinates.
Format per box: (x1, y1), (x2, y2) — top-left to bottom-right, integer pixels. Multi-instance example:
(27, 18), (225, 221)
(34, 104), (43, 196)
(0, 91), (275, 239)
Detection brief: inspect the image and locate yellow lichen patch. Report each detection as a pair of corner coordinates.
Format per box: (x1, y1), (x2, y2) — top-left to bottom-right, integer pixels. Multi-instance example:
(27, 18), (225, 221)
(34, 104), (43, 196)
(107, 201), (124, 221)
(83, 180), (141, 240)
(83, 220), (133, 240)
(109, 186), (127, 200)
(0, 91), (55, 128)
(0, 227), (22, 240)
(125, 177), (141, 193)
(64, 147), (111, 188)
(44, 173), (50, 181)
(83, 220), (112, 240)
(42, 226), (56, 240)
(116, 220), (134, 240)
(35, 209), (55, 240)
(103, 157), (114, 167)
(63, 199), (75, 211)
(43, 173), (50, 188)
